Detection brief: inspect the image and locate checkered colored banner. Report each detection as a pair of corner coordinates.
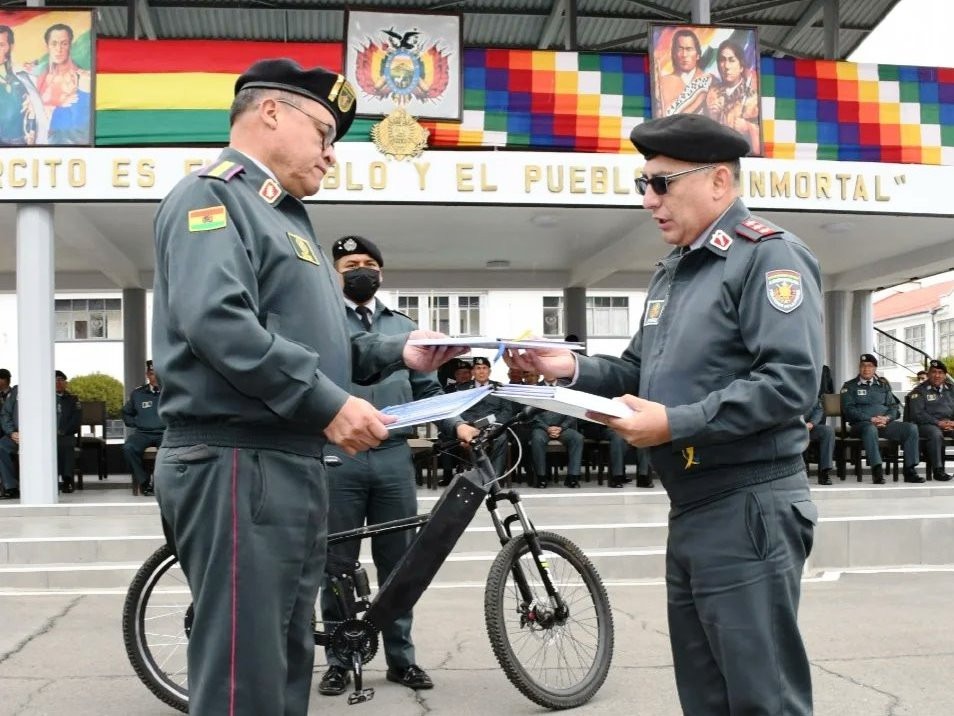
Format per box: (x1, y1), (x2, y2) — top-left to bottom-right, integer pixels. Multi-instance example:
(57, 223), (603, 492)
(94, 40), (954, 165)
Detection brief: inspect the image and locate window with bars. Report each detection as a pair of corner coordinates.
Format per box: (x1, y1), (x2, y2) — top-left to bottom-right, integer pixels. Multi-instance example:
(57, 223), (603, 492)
(55, 298), (122, 342)
(543, 296), (563, 337)
(586, 296), (629, 337)
(938, 319), (954, 358)
(876, 329), (896, 364)
(904, 324), (925, 364)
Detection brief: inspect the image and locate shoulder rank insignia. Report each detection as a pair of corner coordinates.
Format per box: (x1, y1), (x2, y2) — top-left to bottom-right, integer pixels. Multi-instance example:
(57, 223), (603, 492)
(765, 270), (802, 313)
(199, 160), (245, 182)
(287, 232), (320, 265)
(188, 205), (227, 232)
(709, 229), (733, 251)
(259, 178), (282, 204)
(736, 217), (783, 242)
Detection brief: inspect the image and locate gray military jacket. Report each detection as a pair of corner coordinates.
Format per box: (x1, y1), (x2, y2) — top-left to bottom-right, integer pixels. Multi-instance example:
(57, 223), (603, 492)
(343, 300), (460, 443)
(840, 377), (900, 425)
(152, 149), (406, 455)
(574, 199), (822, 507)
(907, 382), (954, 425)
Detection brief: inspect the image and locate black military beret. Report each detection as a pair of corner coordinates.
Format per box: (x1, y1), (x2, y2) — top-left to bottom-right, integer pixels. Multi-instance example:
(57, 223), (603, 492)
(630, 114), (751, 162)
(234, 59), (357, 142)
(472, 356), (491, 367)
(929, 359), (948, 373)
(55, 370), (67, 380)
(0, 368), (10, 380)
(332, 235), (384, 266)
(860, 353), (878, 366)
(454, 359), (473, 370)
(146, 359), (154, 371)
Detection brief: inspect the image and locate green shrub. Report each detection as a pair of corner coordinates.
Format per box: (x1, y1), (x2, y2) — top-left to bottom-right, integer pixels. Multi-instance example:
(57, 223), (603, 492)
(69, 373), (125, 419)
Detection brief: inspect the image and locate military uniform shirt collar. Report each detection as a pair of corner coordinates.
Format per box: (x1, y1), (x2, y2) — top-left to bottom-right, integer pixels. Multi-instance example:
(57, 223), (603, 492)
(343, 296), (378, 315)
(230, 148), (278, 182)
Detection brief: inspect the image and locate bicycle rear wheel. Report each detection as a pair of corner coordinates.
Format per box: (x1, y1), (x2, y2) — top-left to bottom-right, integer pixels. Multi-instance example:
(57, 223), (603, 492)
(484, 531), (614, 710)
(121, 544), (190, 713)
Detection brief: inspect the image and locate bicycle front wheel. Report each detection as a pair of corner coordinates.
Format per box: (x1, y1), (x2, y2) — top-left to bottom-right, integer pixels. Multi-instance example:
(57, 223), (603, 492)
(121, 543), (190, 713)
(484, 531), (614, 710)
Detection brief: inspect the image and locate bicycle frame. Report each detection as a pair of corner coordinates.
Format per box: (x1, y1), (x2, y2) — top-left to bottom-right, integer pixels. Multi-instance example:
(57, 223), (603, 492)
(318, 408), (566, 704)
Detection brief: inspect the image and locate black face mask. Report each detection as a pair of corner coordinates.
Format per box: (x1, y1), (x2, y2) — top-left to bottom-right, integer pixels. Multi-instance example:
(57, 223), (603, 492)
(342, 267), (381, 303)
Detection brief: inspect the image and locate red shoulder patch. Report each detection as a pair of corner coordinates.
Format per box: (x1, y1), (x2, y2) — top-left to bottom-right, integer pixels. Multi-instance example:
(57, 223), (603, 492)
(736, 217), (783, 242)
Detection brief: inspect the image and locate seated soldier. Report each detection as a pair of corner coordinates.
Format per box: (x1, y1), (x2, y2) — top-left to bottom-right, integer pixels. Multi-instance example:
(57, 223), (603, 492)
(805, 393), (835, 485)
(0, 384), (19, 499)
(906, 359), (954, 481)
(841, 354), (921, 484)
(122, 360), (165, 496)
(55, 371), (82, 493)
(607, 430), (653, 488)
(530, 406), (583, 489)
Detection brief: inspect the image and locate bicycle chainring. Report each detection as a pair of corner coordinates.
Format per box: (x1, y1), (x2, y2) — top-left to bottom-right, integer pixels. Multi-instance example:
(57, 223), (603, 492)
(329, 618), (379, 665)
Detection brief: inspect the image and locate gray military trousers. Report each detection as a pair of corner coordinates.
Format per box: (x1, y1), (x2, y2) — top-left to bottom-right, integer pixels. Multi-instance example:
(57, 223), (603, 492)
(848, 421), (919, 468)
(666, 472), (817, 716)
(155, 443), (328, 716)
(320, 441), (418, 670)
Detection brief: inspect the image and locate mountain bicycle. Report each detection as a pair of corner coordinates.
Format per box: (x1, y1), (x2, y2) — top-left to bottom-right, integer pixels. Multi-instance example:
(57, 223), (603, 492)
(122, 408), (614, 711)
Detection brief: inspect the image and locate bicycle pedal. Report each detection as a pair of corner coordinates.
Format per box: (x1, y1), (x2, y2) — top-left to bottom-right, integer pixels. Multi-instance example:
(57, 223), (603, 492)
(347, 688), (375, 705)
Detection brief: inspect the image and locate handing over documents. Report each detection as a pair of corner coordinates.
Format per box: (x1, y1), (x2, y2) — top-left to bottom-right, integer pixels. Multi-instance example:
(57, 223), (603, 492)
(494, 384), (634, 423)
(406, 336), (586, 351)
(381, 385), (492, 430)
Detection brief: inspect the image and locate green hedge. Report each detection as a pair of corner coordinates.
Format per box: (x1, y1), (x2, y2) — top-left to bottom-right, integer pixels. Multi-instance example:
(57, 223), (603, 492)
(69, 373), (125, 419)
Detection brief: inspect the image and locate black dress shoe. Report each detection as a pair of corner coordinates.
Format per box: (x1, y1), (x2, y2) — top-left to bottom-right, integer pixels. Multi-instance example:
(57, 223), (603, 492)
(818, 469), (832, 486)
(536, 481), (547, 489)
(141, 484), (155, 496)
(387, 664), (433, 690)
(635, 475), (654, 489)
(0, 488), (19, 500)
(62, 481), (75, 494)
(871, 465), (885, 484)
(903, 467), (925, 483)
(933, 470), (953, 482)
(317, 665), (351, 696)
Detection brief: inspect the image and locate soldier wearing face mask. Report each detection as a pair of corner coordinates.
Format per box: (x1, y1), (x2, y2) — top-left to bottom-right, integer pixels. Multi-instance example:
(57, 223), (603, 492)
(318, 235), (478, 697)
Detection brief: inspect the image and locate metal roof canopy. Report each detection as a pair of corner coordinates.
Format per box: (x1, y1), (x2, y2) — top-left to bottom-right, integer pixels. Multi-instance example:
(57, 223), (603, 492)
(31, 0), (900, 60)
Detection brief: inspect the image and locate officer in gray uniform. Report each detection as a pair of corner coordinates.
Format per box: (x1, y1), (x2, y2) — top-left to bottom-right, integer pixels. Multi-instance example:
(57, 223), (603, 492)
(506, 114), (821, 715)
(0, 384), (18, 499)
(121, 359), (164, 496)
(55, 370), (82, 493)
(318, 235), (476, 696)
(841, 353), (922, 483)
(607, 431), (653, 488)
(530, 406), (583, 488)
(805, 393), (835, 485)
(151, 59), (459, 716)
(906, 359), (954, 480)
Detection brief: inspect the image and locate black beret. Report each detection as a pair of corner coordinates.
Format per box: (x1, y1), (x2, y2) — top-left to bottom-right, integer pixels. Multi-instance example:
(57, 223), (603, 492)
(630, 114), (751, 162)
(860, 353), (878, 366)
(55, 370), (67, 380)
(454, 359), (473, 370)
(332, 235), (384, 267)
(146, 359), (154, 371)
(929, 359), (948, 373)
(472, 357), (491, 367)
(235, 59), (357, 142)
(0, 368), (9, 380)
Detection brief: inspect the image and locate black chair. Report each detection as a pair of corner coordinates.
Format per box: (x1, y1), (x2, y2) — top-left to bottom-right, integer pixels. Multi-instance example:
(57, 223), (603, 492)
(77, 401), (108, 489)
(825, 393), (900, 482)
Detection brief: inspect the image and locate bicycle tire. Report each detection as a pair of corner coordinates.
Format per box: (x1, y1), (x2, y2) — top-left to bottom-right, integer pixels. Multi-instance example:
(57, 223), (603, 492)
(121, 544), (190, 713)
(484, 531), (614, 710)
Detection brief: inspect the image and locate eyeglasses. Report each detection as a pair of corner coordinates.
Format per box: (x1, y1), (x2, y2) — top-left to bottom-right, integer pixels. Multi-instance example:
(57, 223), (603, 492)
(275, 98), (336, 150)
(634, 164), (717, 196)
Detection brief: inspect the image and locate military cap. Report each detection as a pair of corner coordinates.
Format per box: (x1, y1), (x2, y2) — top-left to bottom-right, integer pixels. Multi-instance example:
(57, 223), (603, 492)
(146, 359), (154, 371)
(234, 59), (357, 142)
(55, 370), (67, 380)
(454, 358), (473, 369)
(0, 368), (10, 380)
(332, 235), (384, 266)
(859, 353), (878, 366)
(472, 356), (491, 367)
(929, 359), (948, 373)
(630, 114), (751, 162)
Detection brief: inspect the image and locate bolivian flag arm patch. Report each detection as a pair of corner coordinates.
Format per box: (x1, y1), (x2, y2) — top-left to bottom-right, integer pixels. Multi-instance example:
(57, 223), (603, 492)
(765, 270), (802, 313)
(188, 205), (227, 232)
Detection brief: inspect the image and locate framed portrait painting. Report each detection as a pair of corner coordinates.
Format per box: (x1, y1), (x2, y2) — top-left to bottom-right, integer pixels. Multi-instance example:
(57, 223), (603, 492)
(649, 24), (762, 156)
(344, 9), (462, 122)
(0, 8), (95, 146)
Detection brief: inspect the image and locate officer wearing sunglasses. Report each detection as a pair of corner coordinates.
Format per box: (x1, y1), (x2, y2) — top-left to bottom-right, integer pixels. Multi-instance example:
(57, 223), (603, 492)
(506, 113), (822, 715)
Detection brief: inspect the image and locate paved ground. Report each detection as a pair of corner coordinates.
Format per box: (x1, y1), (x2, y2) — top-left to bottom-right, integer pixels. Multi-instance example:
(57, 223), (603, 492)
(1, 570), (952, 715)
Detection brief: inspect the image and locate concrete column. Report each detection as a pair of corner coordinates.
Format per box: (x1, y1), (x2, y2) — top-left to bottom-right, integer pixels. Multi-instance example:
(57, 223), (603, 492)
(16, 204), (57, 504)
(825, 290), (853, 387)
(823, 0), (840, 60)
(851, 289), (874, 359)
(690, 0), (711, 24)
(563, 287), (587, 344)
(122, 288), (147, 401)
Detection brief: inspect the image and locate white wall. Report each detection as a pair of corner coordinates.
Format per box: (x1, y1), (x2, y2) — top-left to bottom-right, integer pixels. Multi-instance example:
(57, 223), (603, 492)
(873, 292), (953, 390)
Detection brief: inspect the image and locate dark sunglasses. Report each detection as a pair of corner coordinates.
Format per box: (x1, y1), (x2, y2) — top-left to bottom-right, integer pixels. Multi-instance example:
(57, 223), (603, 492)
(634, 164), (717, 196)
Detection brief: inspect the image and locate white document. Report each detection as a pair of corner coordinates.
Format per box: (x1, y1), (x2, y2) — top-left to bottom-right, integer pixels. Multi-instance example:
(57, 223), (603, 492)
(406, 336), (585, 351)
(380, 385), (492, 430)
(495, 384), (634, 423)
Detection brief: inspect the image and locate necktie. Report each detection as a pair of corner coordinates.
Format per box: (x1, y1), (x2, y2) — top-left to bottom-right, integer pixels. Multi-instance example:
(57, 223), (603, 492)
(356, 305), (372, 331)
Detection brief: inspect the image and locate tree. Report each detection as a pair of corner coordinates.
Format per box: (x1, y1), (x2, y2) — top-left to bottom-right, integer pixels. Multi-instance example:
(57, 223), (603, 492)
(68, 373), (125, 419)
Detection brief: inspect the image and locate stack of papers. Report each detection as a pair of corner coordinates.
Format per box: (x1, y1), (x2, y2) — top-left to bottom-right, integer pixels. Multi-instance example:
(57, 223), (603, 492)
(380, 385), (492, 430)
(494, 384), (634, 423)
(406, 336), (585, 351)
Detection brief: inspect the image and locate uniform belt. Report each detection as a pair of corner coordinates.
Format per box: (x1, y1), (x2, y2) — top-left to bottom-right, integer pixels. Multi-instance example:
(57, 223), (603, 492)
(663, 455), (805, 510)
(163, 423), (325, 458)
